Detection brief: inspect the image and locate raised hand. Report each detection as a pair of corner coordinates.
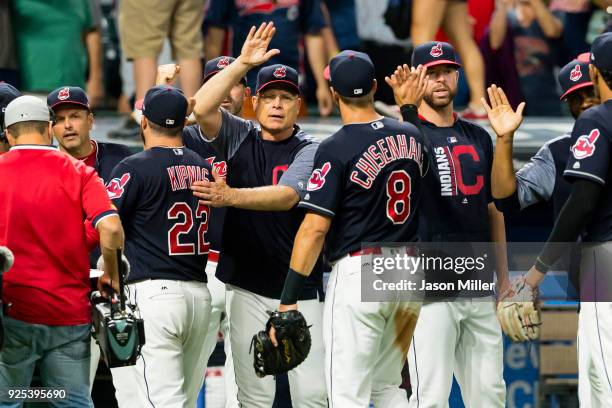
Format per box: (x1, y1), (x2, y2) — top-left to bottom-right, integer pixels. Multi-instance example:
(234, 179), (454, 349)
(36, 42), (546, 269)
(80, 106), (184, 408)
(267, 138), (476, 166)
(481, 85), (526, 138)
(156, 64), (180, 86)
(238, 22), (281, 68)
(385, 64), (428, 107)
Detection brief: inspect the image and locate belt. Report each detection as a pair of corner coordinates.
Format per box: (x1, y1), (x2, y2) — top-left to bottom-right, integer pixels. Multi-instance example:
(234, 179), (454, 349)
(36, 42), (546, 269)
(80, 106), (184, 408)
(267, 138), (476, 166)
(208, 250), (220, 263)
(349, 246), (418, 257)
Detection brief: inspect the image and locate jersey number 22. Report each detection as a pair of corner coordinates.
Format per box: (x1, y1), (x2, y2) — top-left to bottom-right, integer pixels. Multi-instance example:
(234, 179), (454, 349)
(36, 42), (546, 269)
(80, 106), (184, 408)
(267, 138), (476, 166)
(167, 202), (210, 255)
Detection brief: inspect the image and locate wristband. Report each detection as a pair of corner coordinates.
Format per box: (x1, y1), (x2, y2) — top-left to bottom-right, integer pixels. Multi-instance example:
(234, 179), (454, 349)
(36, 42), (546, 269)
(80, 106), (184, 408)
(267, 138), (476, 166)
(281, 268), (308, 305)
(534, 257), (551, 274)
(400, 104), (419, 126)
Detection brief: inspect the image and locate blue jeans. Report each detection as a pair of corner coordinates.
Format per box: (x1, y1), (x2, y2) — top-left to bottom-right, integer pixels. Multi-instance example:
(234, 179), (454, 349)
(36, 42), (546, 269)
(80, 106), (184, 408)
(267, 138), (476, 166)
(0, 317), (93, 408)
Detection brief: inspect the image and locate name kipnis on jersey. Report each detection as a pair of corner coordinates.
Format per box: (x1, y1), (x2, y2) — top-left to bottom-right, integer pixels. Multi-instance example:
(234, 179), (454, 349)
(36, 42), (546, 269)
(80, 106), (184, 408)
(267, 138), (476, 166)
(349, 134), (424, 189)
(167, 165), (210, 192)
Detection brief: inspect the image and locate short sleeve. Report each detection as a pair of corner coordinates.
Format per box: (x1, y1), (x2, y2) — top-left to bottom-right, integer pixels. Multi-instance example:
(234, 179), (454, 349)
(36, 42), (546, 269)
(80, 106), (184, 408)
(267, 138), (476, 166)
(105, 162), (141, 219)
(279, 142), (318, 199)
(300, 0), (326, 34)
(515, 142), (556, 208)
(204, 0), (232, 28)
(209, 109), (254, 161)
(564, 118), (610, 186)
(81, 164), (117, 227)
(298, 145), (343, 217)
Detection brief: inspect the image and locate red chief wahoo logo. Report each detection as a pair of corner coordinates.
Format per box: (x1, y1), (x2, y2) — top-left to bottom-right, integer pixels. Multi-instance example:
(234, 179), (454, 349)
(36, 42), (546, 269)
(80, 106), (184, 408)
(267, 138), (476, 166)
(570, 64), (582, 82)
(58, 87), (70, 100)
(430, 43), (443, 58)
(205, 157), (228, 179)
(572, 129), (600, 159)
(273, 66), (287, 78)
(106, 173), (131, 199)
(307, 162), (331, 191)
(217, 57), (231, 69)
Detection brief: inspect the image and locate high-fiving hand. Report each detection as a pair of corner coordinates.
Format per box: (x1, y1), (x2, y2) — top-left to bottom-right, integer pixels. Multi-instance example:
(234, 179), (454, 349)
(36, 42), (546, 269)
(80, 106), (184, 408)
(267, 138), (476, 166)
(238, 22), (281, 68)
(384, 64), (428, 108)
(481, 84), (526, 138)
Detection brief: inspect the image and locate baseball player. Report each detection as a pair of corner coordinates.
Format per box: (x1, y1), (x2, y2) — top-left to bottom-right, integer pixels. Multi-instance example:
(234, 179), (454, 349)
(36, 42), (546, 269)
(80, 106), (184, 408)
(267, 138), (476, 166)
(156, 57), (249, 408)
(190, 23), (326, 407)
(46, 85), (133, 392)
(507, 32), (612, 407)
(271, 50), (427, 408)
(0, 83), (21, 154)
(491, 55), (598, 217)
(0, 95), (123, 407)
(107, 86), (213, 408)
(390, 41), (510, 407)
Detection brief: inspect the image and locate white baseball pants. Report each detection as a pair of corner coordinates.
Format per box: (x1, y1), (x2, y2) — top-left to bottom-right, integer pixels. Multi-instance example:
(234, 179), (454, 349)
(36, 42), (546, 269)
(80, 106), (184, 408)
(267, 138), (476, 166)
(202, 256), (240, 408)
(408, 299), (506, 408)
(226, 285), (327, 408)
(111, 279), (211, 408)
(325, 254), (421, 408)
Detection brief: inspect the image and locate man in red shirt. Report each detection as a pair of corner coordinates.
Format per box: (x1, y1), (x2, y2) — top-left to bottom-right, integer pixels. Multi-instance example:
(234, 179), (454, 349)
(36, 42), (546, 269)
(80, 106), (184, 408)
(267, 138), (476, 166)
(0, 95), (124, 407)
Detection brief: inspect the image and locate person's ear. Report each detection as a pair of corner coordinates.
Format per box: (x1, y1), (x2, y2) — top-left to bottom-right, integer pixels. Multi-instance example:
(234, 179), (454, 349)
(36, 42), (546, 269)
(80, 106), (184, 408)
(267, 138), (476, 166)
(141, 116), (148, 131)
(5, 129), (15, 146)
(589, 64), (599, 86)
(252, 94), (259, 111)
(88, 112), (94, 130)
(371, 79), (378, 94)
(330, 87), (340, 107)
(46, 121), (54, 144)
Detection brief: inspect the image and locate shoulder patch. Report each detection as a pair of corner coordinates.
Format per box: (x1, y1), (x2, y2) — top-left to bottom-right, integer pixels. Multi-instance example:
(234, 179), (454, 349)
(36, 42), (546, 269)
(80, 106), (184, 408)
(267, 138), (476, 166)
(571, 129), (600, 160)
(106, 173), (131, 199)
(307, 162), (331, 191)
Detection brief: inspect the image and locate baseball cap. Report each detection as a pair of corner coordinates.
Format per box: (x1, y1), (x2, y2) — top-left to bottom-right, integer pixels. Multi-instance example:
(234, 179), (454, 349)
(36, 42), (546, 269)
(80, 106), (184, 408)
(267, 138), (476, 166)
(4, 95), (51, 128)
(255, 64), (300, 95)
(203, 56), (247, 85)
(0, 83), (21, 130)
(47, 86), (90, 110)
(411, 41), (462, 69)
(142, 85), (188, 128)
(558, 57), (593, 100)
(590, 32), (612, 72)
(324, 50), (375, 97)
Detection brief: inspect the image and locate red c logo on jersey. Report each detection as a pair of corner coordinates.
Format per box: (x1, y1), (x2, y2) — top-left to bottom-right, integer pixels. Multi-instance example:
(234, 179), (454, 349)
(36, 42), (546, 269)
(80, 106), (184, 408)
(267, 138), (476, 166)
(307, 162), (331, 191)
(570, 64), (582, 82)
(106, 173), (131, 199)
(430, 43), (443, 58)
(572, 129), (600, 159)
(273, 66), (287, 78)
(58, 87), (70, 100)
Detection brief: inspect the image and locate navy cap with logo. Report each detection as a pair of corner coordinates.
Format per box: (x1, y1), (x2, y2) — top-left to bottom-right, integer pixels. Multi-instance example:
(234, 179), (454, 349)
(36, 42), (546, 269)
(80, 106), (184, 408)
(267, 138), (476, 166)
(255, 64), (300, 94)
(1, 83), (21, 131)
(204, 56), (247, 85)
(590, 32), (612, 72)
(323, 50), (375, 97)
(411, 41), (462, 69)
(47, 86), (90, 111)
(142, 85), (188, 128)
(558, 57), (593, 100)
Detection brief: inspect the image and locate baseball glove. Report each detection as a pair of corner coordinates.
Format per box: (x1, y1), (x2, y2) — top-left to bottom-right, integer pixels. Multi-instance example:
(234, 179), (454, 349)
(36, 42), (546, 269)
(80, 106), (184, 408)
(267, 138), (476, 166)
(496, 276), (542, 342)
(251, 310), (311, 378)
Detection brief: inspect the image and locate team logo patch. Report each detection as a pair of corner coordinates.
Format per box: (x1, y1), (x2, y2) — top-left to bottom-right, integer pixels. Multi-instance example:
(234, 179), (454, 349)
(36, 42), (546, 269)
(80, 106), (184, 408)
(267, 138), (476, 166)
(447, 136), (457, 144)
(217, 57), (231, 69)
(570, 64), (582, 82)
(430, 43), (443, 58)
(571, 129), (600, 160)
(206, 157), (228, 179)
(273, 66), (287, 78)
(58, 87), (70, 100)
(307, 162), (331, 191)
(106, 173), (131, 199)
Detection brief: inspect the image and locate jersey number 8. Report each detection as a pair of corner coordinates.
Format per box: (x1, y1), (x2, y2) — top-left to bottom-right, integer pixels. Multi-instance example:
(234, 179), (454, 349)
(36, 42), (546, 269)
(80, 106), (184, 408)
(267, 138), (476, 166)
(167, 202), (210, 255)
(386, 170), (412, 224)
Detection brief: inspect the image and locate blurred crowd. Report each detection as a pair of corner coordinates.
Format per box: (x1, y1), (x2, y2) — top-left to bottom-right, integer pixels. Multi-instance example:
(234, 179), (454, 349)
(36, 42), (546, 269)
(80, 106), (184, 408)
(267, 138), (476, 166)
(1, 0), (611, 136)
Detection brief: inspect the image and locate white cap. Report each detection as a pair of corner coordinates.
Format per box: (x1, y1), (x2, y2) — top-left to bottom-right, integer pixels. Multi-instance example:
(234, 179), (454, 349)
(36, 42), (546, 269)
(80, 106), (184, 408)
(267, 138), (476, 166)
(4, 95), (50, 128)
